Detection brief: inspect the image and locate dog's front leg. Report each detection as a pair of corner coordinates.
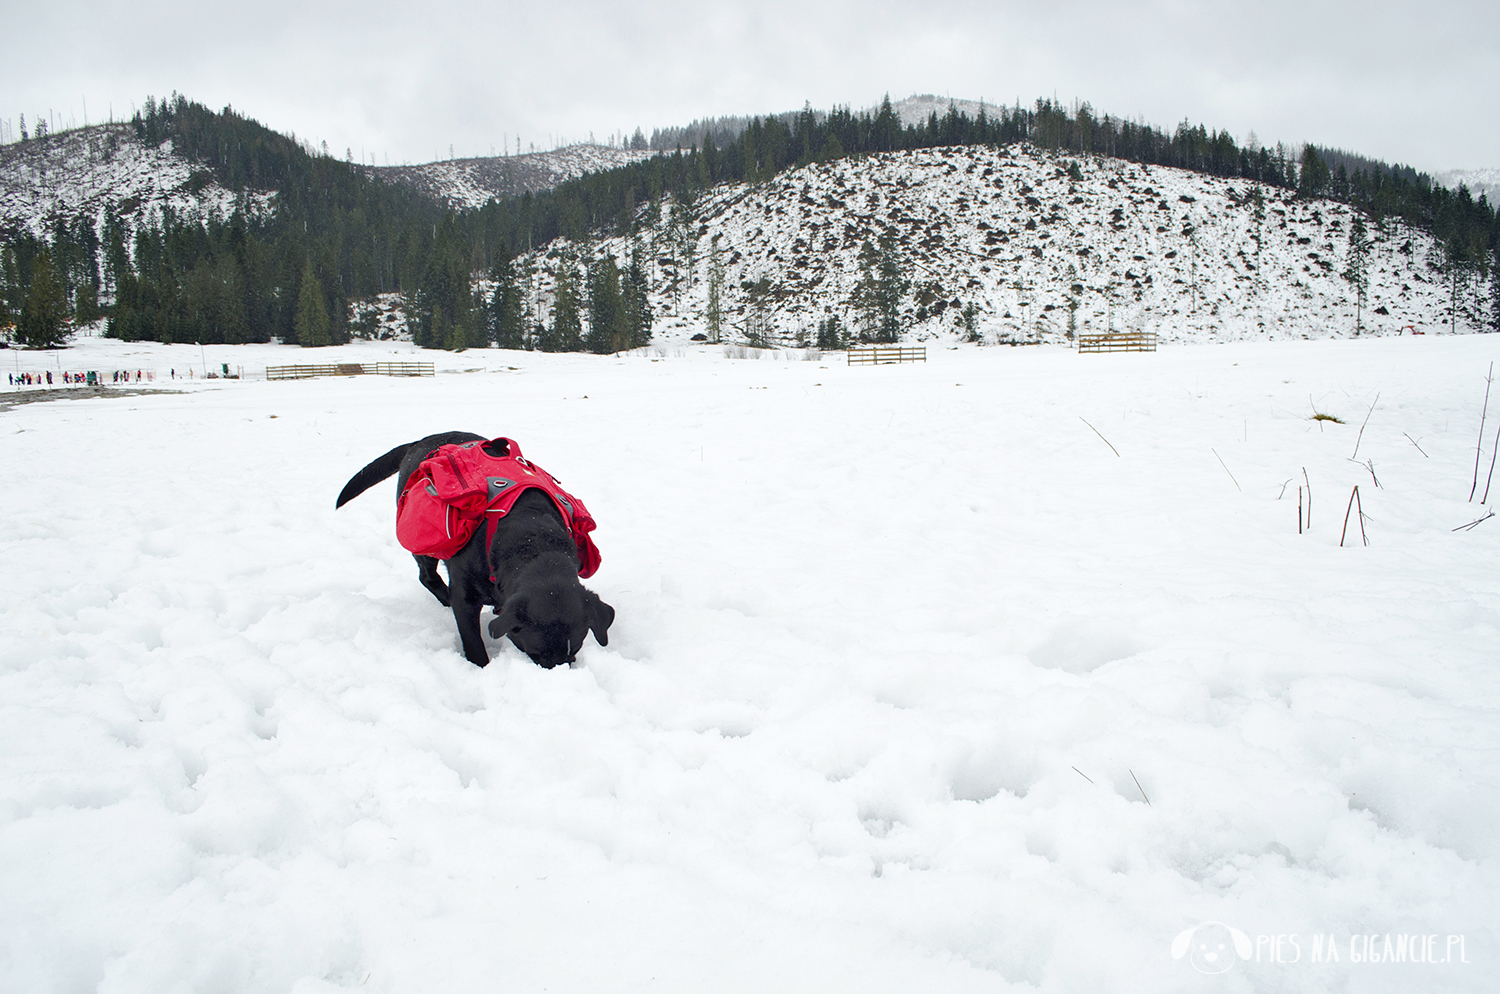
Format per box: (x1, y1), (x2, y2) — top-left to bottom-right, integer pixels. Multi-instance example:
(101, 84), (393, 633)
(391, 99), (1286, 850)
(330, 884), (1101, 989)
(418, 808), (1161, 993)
(414, 555), (450, 606)
(449, 591), (491, 667)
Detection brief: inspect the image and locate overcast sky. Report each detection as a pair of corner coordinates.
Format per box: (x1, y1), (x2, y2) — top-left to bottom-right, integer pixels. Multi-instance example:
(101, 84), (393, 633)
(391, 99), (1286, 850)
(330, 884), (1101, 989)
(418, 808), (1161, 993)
(5, 1), (1496, 176)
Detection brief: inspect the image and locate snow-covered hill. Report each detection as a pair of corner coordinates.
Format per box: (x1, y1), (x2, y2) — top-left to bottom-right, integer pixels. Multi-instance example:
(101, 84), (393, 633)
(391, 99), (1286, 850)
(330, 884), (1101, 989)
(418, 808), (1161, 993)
(528, 144), (1474, 347)
(0, 124), (272, 241)
(1434, 167), (1499, 203)
(0, 127), (651, 247)
(888, 94), (1000, 127)
(368, 145), (658, 210)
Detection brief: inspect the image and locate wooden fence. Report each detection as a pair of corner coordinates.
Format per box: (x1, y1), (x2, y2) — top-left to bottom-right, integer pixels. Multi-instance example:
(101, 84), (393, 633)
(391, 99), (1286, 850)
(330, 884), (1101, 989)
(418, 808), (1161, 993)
(265, 362), (435, 380)
(847, 346), (927, 365)
(1076, 332), (1158, 353)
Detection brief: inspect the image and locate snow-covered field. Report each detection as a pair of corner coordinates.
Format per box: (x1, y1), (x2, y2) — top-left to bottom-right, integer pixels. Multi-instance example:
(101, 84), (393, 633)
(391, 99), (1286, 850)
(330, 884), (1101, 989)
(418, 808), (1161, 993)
(3, 334), (1498, 993)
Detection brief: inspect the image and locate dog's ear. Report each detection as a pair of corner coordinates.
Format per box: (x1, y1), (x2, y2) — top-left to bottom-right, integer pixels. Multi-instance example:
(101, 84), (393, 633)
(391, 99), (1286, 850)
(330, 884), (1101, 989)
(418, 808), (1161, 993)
(585, 590), (614, 647)
(1170, 926), (1196, 960)
(488, 597), (523, 640)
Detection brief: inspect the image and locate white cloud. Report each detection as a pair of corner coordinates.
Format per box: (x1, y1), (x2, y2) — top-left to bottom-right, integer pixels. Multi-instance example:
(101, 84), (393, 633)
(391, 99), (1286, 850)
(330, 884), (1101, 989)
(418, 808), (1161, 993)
(3, 0), (1495, 172)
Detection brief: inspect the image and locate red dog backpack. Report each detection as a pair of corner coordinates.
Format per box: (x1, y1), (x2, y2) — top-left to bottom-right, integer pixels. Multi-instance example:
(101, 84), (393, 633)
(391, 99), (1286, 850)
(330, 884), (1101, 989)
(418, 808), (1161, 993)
(395, 437), (600, 577)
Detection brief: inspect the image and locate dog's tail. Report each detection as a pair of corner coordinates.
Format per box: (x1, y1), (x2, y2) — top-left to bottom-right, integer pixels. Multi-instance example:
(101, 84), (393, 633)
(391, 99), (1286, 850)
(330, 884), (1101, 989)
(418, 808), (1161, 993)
(336, 442), (413, 508)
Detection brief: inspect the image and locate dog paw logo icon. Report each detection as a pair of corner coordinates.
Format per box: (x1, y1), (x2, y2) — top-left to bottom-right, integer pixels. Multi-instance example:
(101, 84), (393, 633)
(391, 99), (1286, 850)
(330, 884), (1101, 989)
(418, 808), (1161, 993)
(1171, 921), (1252, 974)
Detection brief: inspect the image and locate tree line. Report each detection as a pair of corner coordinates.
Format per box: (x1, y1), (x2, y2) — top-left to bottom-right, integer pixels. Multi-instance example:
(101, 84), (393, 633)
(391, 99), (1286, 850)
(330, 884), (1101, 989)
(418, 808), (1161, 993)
(3, 93), (1497, 348)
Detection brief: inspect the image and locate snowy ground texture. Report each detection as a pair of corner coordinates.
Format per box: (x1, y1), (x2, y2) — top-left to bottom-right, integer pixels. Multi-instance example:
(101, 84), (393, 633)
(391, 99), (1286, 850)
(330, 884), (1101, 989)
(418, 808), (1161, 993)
(3, 334), (1498, 993)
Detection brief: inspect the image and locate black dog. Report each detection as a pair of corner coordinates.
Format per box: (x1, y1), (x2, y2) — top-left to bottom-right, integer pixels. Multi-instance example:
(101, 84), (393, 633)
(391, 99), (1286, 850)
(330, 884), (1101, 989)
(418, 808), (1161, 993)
(336, 431), (614, 668)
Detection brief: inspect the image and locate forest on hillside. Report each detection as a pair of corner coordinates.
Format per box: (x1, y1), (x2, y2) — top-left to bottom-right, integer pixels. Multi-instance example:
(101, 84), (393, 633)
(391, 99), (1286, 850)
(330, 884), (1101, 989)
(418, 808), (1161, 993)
(2, 93), (1497, 350)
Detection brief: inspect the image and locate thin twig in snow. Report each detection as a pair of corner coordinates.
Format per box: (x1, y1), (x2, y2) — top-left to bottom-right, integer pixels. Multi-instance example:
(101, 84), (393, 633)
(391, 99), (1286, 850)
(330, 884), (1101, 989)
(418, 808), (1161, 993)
(1130, 769), (1151, 806)
(1072, 766), (1095, 784)
(1303, 468), (1312, 527)
(1351, 392), (1379, 460)
(1080, 417), (1120, 457)
(1403, 432), (1428, 458)
(1471, 362), (1494, 501)
(1483, 417), (1500, 504)
(1278, 478), (1293, 499)
(1452, 509), (1496, 532)
(1340, 486), (1370, 547)
(1349, 458), (1381, 488)
(1212, 448), (1240, 491)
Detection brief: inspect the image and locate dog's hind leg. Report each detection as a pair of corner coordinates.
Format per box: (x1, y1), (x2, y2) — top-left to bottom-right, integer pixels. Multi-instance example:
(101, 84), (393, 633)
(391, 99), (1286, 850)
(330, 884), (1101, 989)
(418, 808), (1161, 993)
(414, 555), (450, 607)
(449, 590), (491, 667)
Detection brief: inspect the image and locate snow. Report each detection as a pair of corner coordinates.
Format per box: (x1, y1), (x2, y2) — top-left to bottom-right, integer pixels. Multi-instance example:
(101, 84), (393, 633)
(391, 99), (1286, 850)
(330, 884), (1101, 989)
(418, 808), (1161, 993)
(0, 124), (273, 241)
(3, 332), (1498, 992)
(369, 145), (659, 211)
(547, 145), (1473, 348)
(1434, 167), (1500, 203)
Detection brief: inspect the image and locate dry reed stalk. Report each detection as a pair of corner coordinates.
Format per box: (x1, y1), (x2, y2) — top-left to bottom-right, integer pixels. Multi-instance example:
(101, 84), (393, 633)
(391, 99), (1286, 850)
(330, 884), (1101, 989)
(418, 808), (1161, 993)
(1079, 417), (1120, 457)
(1351, 392), (1380, 460)
(1212, 449), (1240, 491)
(1472, 362), (1494, 501)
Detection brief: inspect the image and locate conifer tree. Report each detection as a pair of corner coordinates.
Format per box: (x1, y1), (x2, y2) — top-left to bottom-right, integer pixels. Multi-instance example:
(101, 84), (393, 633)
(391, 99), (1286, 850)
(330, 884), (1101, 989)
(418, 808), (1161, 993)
(17, 249), (70, 347)
(855, 237), (905, 342)
(1298, 146), (1330, 198)
(585, 254), (627, 353)
(706, 234), (724, 343)
(1490, 250), (1500, 334)
(816, 313), (845, 350)
(543, 254), (583, 352)
(744, 278), (772, 345)
(1248, 184), (1266, 260)
(623, 245), (653, 348)
(0, 245), (18, 330)
(1343, 214), (1371, 333)
(294, 259), (331, 346)
(490, 257), (525, 349)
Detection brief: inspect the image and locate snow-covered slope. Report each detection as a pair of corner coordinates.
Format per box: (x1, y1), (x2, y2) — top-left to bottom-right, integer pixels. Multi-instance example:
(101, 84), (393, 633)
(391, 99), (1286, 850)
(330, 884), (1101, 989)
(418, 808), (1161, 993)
(0, 124), (272, 240)
(1434, 167), (1499, 203)
(888, 94), (1000, 127)
(531, 144), (1471, 346)
(369, 145), (658, 210)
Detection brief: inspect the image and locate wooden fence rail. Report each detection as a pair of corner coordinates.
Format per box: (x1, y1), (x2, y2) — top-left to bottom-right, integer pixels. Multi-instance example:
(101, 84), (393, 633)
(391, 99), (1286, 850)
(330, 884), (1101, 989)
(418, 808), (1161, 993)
(266, 362), (435, 380)
(1077, 332), (1158, 353)
(847, 346), (927, 365)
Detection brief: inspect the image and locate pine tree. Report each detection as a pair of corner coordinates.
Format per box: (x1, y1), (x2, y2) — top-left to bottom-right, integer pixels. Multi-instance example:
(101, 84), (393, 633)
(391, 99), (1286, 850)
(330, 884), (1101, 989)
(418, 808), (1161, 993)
(855, 237), (905, 342)
(961, 302), (979, 342)
(1490, 250), (1500, 334)
(706, 235), (724, 343)
(0, 245), (17, 330)
(816, 313), (845, 350)
(744, 278), (772, 345)
(623, 245), (653, 347)
(17, 249), (70, 347)
(543, 255), (583, 352)
(294, 259), (331, 346)
(1298, 146), (1330, 198)
(1248, 184), (1266, 260)
(585, 254), (627, 354)
(1343, 213), (1371, 334)
(490, 257), (525, 349)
